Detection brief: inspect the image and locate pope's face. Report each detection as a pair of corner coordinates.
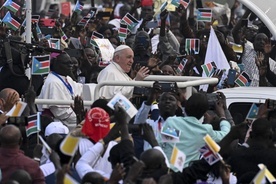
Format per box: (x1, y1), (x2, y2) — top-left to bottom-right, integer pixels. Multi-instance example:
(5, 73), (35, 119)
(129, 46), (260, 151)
(115, 48), (134, 73)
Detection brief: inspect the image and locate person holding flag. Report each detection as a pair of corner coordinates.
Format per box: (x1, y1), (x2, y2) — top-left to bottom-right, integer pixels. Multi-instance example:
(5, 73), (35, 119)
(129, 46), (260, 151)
(161, 92), (231, 170)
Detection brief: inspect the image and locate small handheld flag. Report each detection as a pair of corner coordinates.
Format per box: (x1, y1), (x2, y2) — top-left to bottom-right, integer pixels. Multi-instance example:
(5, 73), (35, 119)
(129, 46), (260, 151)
(121, 13), (139, 31)
(235, 71), (251, 87)
(170, 145), (186, 172)
(49, 38), (61, 50)
(6, 101), (27, 117)
(60, 133), (80, 156)
(31, 55), (50, 75)
(2, 0), (20, 13)
(185, 38), (200, 54)
(2, 11), (21, 31)
(246, 103), (259, 120)
(197, 8), (212, 22)
(198, 134), (222, 165)
(201, 61), (217, 77)
(90, 31), (104, 48)
(118, 23), (128, 42)
(258, 164), (276, 183)
(73, 0), (83, 14)
(252, 165), (266, 184)
(77, 16), (90, 27)
(204, 134), (220, 153)
(176, 58), (187, 74)
(26, 114), (38, 137)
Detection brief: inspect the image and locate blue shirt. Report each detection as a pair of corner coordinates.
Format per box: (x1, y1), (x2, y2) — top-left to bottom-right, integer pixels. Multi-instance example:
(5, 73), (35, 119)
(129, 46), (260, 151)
(160, 116), (231, 171)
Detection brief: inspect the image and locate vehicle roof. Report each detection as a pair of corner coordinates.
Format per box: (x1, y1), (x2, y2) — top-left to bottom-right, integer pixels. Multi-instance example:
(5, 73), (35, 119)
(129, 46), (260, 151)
(216, 87), (276, 100)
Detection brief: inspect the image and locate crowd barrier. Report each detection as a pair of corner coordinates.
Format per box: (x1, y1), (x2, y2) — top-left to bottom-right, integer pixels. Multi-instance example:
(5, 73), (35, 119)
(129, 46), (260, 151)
(34, 76), (218, 106)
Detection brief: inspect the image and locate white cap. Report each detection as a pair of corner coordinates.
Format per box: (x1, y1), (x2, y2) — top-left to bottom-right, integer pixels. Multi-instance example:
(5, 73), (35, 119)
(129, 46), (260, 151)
(108, 19), (120, 30)
(114, 45), (131, 53)
(45, 121), (69, 137)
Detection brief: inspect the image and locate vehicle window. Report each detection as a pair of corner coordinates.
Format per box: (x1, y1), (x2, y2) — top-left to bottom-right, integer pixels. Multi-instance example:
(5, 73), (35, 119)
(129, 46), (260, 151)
(228, 102), (255, 124)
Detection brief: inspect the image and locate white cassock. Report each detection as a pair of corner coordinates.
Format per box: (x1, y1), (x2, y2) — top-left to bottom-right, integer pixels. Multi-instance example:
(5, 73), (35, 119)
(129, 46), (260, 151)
(38, 72), (83, 128)
(97, 62), (134, 99)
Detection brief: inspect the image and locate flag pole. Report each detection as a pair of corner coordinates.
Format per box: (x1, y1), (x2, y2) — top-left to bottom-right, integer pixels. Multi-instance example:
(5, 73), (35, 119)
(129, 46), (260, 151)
(37, 132), (39, 144)
(25, 0), (32, 80)
(68, 151), (76, 167)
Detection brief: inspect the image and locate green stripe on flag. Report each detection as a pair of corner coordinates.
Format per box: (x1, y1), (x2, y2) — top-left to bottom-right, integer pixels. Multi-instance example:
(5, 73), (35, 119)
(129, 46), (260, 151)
(34, 68), (49, 75)
(26, 126), (38, 137)
(7, 23), (18, 31)
(6, 6), (17, 13)
(235, 79), (244, 86)
(119, 33), (126, 38)
(202, 65), (210, 76)
(197, 17), (212, 22)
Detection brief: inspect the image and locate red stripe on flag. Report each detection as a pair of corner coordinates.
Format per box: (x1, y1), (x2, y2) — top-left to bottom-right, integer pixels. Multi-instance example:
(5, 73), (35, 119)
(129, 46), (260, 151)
(119, 28), (127, 34)
(206, 63), (213, 71)
(203, 150), (213, 157)
(191, 39), (195, 51)
(122, 16), (132, 25)
(10, 19), (20, 28)
(11, 2), (20, 10)
(27, 121), (36, 129)
(239, 75), (247, 84)
(201, 12), (212, 17)
(41, 61), (50, 67)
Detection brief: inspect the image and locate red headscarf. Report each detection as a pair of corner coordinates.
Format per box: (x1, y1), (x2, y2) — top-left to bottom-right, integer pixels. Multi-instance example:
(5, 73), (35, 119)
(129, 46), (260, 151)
(81, 107), (110, 143)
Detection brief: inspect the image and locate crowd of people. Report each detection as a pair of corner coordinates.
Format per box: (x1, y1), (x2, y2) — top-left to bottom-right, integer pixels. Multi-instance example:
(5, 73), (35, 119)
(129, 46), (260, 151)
(0, 0), (276, 183)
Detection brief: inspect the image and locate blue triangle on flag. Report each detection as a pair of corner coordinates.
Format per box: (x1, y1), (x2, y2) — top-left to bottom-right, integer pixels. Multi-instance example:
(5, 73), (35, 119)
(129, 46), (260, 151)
(32, 57), (41, 73)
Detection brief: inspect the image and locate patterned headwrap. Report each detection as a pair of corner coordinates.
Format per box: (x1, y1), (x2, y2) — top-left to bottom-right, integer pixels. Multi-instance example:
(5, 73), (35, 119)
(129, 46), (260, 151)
(81, 107), (110, 143)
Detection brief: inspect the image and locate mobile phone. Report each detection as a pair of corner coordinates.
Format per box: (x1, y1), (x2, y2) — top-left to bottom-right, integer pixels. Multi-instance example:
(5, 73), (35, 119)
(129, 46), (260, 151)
(227, 69), (237, 86)
(160, 82), (175, 92)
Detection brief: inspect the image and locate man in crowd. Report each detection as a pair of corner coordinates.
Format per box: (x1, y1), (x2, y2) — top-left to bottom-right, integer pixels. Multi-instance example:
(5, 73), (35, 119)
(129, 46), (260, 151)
(242, 33), (276, 86)
(0, 125), (45, 183)
(38, 52), (83, 129)
(162, 93), (231, 169)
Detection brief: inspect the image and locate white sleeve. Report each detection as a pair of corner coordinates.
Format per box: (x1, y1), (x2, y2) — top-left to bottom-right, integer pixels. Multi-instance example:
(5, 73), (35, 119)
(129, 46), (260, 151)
(153, 146), (170, 168)
(49, 106), (76, 127)
(75, 142), (107, 179)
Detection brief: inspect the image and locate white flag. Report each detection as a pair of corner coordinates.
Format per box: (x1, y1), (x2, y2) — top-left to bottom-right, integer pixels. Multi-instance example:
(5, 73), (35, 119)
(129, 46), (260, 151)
(201, 26), (230, 91)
